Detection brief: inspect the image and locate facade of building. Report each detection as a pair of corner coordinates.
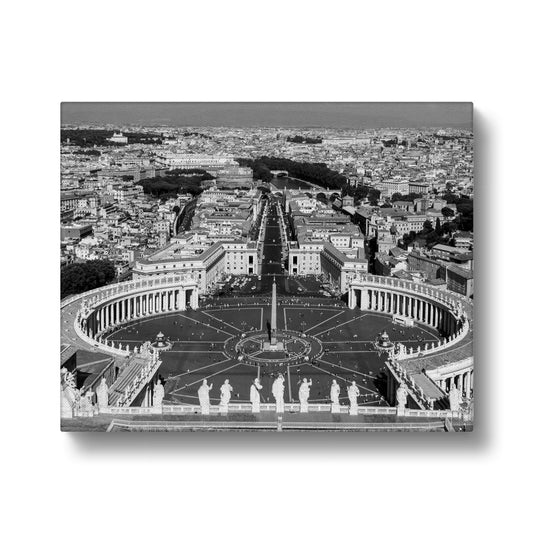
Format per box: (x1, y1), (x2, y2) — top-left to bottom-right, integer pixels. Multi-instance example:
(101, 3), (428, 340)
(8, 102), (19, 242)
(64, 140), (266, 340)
(132, 239), (259, 294)
(446, 264), (474, 297)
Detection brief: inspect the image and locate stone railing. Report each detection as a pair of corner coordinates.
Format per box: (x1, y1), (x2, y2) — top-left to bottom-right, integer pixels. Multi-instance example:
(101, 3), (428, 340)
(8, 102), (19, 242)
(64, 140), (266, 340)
(61, 274), (197, 311)
(73, 309), (132, 357)
(92, 403), (471, 421)
(387, 358), (436, 409)
(112, 350), (161, 407)
(395, 316), (470, 361)
(356, 274), (471, 315)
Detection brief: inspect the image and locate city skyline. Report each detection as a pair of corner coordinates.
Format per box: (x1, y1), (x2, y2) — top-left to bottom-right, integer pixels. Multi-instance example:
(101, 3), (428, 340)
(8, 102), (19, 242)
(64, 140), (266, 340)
(61, 102), (473, 130)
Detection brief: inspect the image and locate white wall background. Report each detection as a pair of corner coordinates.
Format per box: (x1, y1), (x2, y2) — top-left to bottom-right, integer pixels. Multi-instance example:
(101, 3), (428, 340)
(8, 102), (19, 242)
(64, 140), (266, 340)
(2, 1), (531, 532)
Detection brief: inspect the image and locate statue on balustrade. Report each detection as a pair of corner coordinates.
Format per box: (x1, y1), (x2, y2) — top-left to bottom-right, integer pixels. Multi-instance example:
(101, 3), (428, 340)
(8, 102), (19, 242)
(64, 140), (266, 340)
(272, 374), (285, 413)
(220, 379), (233, 407)
(96, 377), (109, 409)
(250, 378), (263, 413)
(448, 383), (461, 412)
(61, 367), (80, 418)
(396, 382), (408, 411)
(347, 381), (360, 415)
(298, 378), (312, 412)
(330, 380), (341, 406)
(198, 379), (213, 413)
(153, 379), (165, 408)
(79, 390), (95, 416)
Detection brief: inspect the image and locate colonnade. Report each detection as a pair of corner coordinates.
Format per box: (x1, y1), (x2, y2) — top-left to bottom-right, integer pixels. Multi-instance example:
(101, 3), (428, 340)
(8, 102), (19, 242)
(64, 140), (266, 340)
(84, 286), (199, 339)
(354, 287), (458, 336)
(437, 370), (474, 398)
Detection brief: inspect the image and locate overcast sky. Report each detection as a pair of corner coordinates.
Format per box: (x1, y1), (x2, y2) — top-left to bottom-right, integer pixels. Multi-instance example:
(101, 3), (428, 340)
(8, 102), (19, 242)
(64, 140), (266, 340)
(61, 102), (472, 130)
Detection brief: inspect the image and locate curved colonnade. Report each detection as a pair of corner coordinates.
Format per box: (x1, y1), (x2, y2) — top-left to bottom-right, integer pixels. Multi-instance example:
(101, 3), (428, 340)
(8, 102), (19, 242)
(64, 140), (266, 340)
(348, 274), (474, 397)
(68, 275), (200, 358)
(63, 273), (474, 407)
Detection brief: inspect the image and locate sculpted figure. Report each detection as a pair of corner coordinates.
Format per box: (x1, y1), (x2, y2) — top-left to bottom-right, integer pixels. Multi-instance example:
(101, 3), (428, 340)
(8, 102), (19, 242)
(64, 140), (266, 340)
(396, 382), (408, 411)
(330, 379), (341, 406)
(448, 383), (461, 412)
(250, 378), (263, 413)
(220, 379), (233, 407)
(153, 379), (165, 408)
(347, 381), (360, 415)
(79, 390), (95, 416)
(96, 377), (109, 409)
(298, 378), (312, 412)
(198, 379), (213, 414)
(60, 368), (80, 418)
(272, 374), (285, 413)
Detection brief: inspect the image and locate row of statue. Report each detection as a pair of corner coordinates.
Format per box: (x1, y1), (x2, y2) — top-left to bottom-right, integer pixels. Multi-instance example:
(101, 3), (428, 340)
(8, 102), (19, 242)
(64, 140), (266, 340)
(197, 376), (361, 414)
(62, 370), (463, 418)
(395, 381), (463, 412)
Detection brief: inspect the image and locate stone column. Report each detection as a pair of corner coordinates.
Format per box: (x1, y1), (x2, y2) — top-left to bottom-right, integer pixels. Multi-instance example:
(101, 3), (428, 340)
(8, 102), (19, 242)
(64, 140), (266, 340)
(361, 289), (369, 310)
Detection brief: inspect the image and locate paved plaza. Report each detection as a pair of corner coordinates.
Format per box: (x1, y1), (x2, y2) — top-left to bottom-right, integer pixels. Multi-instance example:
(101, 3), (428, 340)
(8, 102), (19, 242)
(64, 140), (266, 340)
(105, 297), (443, 408)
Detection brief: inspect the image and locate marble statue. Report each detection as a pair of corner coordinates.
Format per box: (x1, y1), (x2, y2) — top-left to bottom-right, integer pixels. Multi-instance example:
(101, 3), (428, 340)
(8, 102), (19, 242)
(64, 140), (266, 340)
(298, 378), (312, 413)
(250, 378), (263, 413)
(396, 382), (408, 414)
(79, 390), (95, 416)
(347, 381), (360, 415)
(330, 379), (341, 413)
(272, 374), (285, 413)
(153, 379), (165, 408)
(219, 379), (233, 411)
(448, 384), (461, 412)
(60, 367), (80, 418)
(96, 377), (109, 409)
(198, 379), (213, 415)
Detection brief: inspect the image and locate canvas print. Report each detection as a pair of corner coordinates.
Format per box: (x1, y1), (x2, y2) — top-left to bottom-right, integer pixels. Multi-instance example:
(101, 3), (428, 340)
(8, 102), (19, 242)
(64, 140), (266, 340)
(60, 102), (474, 432)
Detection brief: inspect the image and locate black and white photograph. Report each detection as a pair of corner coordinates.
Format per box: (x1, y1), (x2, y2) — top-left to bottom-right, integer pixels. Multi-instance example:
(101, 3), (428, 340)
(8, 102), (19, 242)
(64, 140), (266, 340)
(4, 2), (532, 532)
(60, 102), (474, 432)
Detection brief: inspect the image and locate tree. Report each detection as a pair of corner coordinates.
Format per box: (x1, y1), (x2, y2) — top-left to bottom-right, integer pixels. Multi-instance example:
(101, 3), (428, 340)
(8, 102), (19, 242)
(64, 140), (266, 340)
(422, 220), (433, 233)
(435, 217), (442, 235)
(61, 260), (116, 299)
(441, 206), (454, 218)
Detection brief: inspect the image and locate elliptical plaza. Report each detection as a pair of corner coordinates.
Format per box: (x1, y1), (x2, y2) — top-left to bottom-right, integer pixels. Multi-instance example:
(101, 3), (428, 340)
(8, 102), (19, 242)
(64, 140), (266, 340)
(61, 195), (473, 431)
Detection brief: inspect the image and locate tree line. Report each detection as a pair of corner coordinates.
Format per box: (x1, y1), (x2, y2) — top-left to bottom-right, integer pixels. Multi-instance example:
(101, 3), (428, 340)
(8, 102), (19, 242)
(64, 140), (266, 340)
(61, 260), (115, 299)
(137, 169), (215, 198)
(286, 135), (322, 144)
(61, 129), (163, 147)
(236, 156), (382, 205)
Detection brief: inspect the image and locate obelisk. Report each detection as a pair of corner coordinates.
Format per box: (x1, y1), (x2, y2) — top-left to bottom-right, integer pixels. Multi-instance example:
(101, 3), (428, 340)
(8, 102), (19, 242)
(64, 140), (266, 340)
(270, 277), (277, 346)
